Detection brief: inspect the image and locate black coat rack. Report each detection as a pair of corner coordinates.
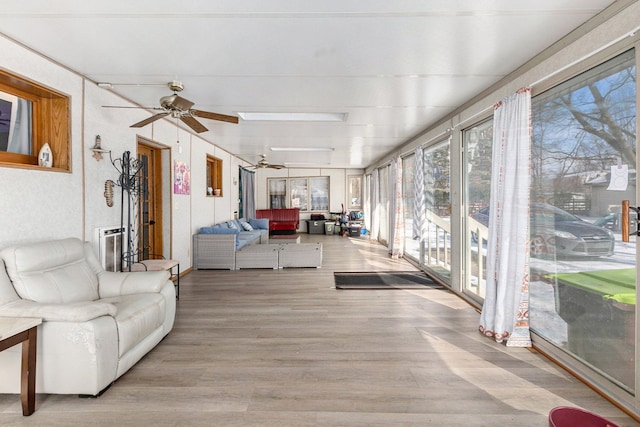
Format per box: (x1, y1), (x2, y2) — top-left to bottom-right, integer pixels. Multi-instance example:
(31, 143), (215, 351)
(110, 150), (144, 271)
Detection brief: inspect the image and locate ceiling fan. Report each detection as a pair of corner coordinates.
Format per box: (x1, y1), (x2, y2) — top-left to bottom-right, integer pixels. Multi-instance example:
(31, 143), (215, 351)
(252, 154), (285, 170)
(103, 81), (238, 134)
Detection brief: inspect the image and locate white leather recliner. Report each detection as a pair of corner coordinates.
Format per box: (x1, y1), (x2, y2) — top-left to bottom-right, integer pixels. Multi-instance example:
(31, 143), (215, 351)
(0, 237), (176, 395)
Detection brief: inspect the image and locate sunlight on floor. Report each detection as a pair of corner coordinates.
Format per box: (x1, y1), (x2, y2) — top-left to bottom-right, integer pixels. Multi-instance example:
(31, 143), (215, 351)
(418, 328), (575, 416)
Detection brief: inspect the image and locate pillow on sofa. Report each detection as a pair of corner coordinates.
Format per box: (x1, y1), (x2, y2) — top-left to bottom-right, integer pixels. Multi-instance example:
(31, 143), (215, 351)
(249, 218), (269, 230)
(241, 221), (254, 231)
(200, 227), (239, 235)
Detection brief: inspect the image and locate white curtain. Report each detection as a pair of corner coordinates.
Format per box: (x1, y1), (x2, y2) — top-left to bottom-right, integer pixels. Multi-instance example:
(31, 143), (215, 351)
(7, 98), (32, 155)
(363, 174), (371, 233)
(370, 169), (380, 241)
(479, 87), (532, 348)
(413, 146), (425, 240)
(389, 156), (404, 258)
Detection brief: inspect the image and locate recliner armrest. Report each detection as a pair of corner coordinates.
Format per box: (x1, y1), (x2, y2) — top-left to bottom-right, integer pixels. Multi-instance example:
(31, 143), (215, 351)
(98, 270), (170, 298)
(0, 299), (116, 322)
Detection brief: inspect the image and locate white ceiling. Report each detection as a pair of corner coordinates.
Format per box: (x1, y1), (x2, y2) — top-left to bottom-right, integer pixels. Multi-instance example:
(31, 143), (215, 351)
(0, 1), (614, 169)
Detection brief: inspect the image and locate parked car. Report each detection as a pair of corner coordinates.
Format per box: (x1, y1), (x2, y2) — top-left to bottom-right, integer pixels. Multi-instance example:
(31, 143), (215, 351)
(593, 210), (637, 234)
(470, 203), (615, 258)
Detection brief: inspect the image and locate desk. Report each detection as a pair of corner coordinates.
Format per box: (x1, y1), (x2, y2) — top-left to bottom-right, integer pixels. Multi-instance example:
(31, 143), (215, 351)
(0, 317), (42, 416)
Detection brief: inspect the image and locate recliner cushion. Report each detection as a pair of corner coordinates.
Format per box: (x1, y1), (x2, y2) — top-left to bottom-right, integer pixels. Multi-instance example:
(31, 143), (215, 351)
(1, 238), (99, 304)
(102, 293), (166, 357)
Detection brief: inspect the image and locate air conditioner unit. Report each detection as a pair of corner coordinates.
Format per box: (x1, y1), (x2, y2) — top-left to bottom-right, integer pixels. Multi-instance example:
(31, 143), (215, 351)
(94, 226), (126, 272)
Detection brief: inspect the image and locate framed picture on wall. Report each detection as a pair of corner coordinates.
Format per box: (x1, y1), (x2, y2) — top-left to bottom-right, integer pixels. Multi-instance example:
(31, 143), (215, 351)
(348, 175), (362, 209)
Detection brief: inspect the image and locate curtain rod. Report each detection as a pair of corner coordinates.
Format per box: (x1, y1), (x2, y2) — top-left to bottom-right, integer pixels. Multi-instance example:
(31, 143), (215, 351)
(453, 25), (640, 132)
(529, 25), (640, 88)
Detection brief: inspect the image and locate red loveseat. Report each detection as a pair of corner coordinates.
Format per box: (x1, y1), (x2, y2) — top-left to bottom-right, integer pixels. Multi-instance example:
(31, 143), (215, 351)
(256, 208), (300, 234)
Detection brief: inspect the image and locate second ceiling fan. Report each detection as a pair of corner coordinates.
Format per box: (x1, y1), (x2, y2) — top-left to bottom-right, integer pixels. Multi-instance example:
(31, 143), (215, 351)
(252, 154), (285, 169)
(105, 81), (239, 133)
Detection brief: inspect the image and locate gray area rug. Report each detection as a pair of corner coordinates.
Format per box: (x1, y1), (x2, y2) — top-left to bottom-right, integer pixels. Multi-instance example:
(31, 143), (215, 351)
(334, 271), (443, 289)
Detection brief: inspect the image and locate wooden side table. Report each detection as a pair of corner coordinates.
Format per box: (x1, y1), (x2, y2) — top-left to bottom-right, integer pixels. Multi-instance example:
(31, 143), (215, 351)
(0, 317), (42, 416)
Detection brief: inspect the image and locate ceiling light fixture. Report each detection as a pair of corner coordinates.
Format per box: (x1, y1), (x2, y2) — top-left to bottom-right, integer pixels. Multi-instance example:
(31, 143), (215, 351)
(96, 82), (168, 89)
(270, 147), (335, 152)
(237, 112), (348, 122)
(283, 162), (331, 167)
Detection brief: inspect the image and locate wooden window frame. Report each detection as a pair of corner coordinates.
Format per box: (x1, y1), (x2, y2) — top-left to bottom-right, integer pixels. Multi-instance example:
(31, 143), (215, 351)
(0, 68), (70, 171)
(206, 155), (223, 197)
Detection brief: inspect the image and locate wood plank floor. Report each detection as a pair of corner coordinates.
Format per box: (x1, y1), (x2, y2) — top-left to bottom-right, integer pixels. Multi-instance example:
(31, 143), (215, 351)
(1, 233), (638, 426)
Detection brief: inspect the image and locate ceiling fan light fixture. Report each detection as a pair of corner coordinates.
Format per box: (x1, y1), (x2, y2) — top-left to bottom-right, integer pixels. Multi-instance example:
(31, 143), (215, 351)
(237, 112), (347, 122)
(270, 147), (334, 152)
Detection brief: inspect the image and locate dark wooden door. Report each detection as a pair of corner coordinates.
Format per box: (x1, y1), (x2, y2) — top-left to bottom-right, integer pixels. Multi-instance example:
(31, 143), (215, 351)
(137, 143), (163, 258)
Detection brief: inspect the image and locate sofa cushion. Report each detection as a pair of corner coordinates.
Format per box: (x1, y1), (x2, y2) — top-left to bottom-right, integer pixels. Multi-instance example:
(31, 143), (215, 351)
(235, 233), (253, 250)
(249, 218), (269, 230)
(1, 238), (99, 304)
(200, 226), (239, 235)
(102, 293), (166, 357)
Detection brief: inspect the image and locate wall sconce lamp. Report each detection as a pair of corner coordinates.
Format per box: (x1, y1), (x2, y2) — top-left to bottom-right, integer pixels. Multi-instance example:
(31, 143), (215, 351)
(90, 135), (110, 161)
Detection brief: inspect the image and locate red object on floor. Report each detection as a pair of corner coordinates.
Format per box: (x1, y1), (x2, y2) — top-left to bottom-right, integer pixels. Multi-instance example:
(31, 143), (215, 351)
(256, 208), (300, 233)
(548, 406), (619, 427)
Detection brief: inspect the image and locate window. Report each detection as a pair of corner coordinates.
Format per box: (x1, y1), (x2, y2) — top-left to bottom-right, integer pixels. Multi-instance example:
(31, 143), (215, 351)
(267, 176), (329, 211)
(0, 69), (70, 170)
(348, 175), (362, 209)
(309, 177), (329, 211)
(206, 155), (222, 196)
(290, 178), (308, 210)
(530, 49), (636, 393)
(464, 119), (494, 301)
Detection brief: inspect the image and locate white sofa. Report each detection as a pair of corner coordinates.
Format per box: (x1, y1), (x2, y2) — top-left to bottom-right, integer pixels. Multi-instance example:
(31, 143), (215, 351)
(0, 238), (176, 396)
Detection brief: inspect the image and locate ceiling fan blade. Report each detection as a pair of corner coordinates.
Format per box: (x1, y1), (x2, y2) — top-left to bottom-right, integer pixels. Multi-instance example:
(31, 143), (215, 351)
(103, 105), (165, 110)
(191, 109), (239, 124)
(268, 164), (285, 169)
(170, 95), (195, 111)
(131, 112), (169, 128)
(180, 115), (208, 133)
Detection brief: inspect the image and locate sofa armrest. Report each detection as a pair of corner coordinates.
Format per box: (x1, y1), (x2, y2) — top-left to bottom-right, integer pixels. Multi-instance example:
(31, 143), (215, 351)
(98, 270), (170, 298)
(193, 234), (237, 270)
(0, 299), (116, 322)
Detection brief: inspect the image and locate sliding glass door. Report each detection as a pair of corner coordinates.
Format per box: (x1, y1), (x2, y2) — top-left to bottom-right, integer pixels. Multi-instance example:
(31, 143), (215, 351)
(530, 49), (636, 394)
(421, 140), (451, 279)
(464, 120), (494, 301)
(462, 50), (637, 396)
(403, 154), (419, 260)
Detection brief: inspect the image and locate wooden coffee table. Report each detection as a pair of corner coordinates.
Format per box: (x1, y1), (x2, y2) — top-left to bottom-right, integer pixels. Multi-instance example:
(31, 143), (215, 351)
(0, 317), (42, 416)
(269, 234), (301, 244)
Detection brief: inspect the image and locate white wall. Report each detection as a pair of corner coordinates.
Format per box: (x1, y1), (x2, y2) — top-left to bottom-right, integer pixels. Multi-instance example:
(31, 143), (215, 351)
(0, 34), (232, 270)
(0, 35), (84, 246)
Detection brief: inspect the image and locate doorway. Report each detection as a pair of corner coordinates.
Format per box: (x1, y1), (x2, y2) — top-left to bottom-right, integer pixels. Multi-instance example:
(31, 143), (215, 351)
(137, 140), (165, 258)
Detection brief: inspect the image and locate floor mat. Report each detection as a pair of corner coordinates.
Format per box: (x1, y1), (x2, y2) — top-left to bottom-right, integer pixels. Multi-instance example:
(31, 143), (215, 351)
(334, 271), (443, 289)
